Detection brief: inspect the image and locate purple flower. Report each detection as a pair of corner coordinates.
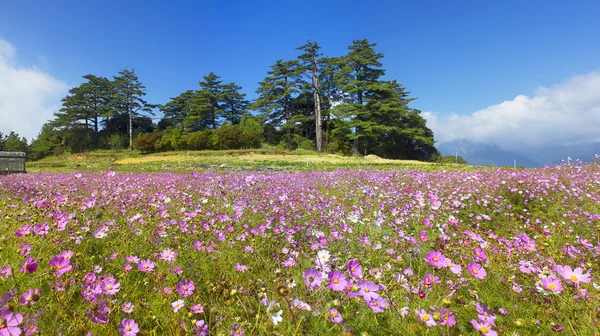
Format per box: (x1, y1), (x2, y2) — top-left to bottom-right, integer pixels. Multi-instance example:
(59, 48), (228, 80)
(0, 307), (24, 336)
(328, 308), (343, 323)
(176, 279), (195, 298)
(138, 259), (155, 272)
(191, 303), (204, 314)
(0, 266), (12, 279)
(347, 260), (362, 278)
(357, 279), (379, 301)
(122, 302), (134, 314)
(49, 255), (72, 277)
(20, 257), (37, 274)
(101, 277), (121, 295)
(230, 323), (244, 335)
(328, 271), (348, 292)
(366, 296), (388, 313)
(467, 262), (487, 280)
(471, 318), (497, 336)
(118, 318), (139, 336)
(172, 299), (184, 313)
(19, 288), (40, 306)
(425, 250), (449, 269)
(303, 268), (322, 289)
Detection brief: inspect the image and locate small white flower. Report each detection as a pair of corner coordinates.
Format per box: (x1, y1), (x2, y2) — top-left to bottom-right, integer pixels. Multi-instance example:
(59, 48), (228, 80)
(267, 300), (283, 325)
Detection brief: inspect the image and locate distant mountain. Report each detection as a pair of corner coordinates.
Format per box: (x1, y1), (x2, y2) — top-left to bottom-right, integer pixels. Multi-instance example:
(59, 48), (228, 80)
(437, 140), (540, 167)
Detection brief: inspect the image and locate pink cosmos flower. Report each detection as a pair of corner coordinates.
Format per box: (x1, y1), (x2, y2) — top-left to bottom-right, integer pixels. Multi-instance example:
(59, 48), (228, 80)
(556, 265), (592, 284)
(473, 248), (487, 261)
(118, 318), (139, 336)
(172, 299), (184, 313)
(19, 288), (39, 306)
(0, 266), (12, 279)
(357, 280), (379, 301)
(366, 296), (388, 313)
(49, 255), (72, 277)
(449, 263), (462, 275)
(347, 260), (362, 278)
(425, 250), (449, 269)
(20, 257), (38, 274)
(122, 302), (134, 314)
(230, 323), (244, 335)
(303, 269), (322, 289)
(234, 263), (248, 272)
(471, 318), (498, 336)
(0, 307), (24, 336)
(328, 271), (348, 292)
(328, 308), (343, 323)
(176, 279), (195, 298)
(102, 277), (121, 295)
(138, 259), (155, 272)
(439, 308), (456, 327)
(191, 303), (204, 314)
(541, 277), (564, 293)
(467, 263), (487, 280)
(415, 309), (436, 327)
(159, 249), (177, 264)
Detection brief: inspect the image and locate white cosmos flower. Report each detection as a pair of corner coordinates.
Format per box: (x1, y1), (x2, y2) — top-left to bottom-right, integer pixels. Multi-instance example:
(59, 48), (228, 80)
(267, 300), (283, 325)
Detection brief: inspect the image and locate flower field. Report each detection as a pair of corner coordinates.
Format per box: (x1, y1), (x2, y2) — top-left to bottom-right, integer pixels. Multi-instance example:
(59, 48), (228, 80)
(1, 165), (599, 335)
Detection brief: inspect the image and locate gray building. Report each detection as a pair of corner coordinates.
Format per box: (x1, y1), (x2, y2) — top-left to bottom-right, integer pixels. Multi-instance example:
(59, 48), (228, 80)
(0, 152), (27, 173)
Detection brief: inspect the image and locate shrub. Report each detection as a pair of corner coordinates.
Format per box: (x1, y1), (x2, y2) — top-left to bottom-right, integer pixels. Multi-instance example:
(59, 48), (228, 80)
(187, 130), (214, 150)
(170, 128), (188, 150)
(211, 124), (261, 150)
(133, 132), (163, 153)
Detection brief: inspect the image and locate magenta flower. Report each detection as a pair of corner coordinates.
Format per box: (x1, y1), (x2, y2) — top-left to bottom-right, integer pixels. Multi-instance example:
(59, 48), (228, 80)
(122, 302), (134, 314)
(159, 249), (177, 264)
(49, 255), (72, 277)
(425, 250), (449, 269)
(467, 262), (487, 280)
(101, 277), (121, 295)
(230, 323), (244, 335)
(118, 318), (139, 336)
(415, 308), (436, 327)
(0, 266), (12, 279)
(19, 288), (39, 306)
(328, 271), (348, 292)
(556, 265), (592, 284)
(138, 259), (155, 272)
(191, 303), (204, 314)
(439, 308), (456, 327)
(471, 318), (498, 336)
(234, 263), (248, 272)
(357, 280), (379, 301)
(366, 296), (388, 313)
(0, 307), (23, 336)
(541, 277), (564, 293)
(303, 268), (322, 289)
(328, 308), (343, 323)
(473, 247), (487, 261)
(347, 260), (362, 278)
(20, 257), (38, 274)
(176, 279), (195, 298)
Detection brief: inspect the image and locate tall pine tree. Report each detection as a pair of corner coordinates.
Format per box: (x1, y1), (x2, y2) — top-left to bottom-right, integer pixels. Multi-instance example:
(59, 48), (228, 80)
(254, 60), (299, 134)
(111, 69), (155, 150)
(296, 41), (324, 152)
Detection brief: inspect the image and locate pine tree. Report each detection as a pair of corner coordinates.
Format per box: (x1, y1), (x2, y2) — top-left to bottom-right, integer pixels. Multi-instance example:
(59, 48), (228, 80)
(335, 39), (385, 155)
(161, 90), (196, 130)
(221, 82), (249, 125)
(254, 60), (300, 134)
(111, 69), (156, 150)
(296, 41), (324, 151)
(55, 75), (112, 134)
(198, 72), (224, 129)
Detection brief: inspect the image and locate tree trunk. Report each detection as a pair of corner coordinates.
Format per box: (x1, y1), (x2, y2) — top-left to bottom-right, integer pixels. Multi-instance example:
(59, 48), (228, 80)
(129, 110), (133, 151)
(313, 58), (323, 152)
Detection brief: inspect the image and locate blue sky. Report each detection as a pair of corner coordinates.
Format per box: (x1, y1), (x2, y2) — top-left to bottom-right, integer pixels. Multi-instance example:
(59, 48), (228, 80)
(1, 0), (600, 151)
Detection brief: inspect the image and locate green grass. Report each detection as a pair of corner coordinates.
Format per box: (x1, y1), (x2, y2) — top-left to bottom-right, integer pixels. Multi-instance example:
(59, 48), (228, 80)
(27, 149), (472, 173)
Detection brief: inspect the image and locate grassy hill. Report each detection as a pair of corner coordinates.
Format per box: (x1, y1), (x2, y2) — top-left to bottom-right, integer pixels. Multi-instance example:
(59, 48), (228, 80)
(26, 149), (468, 173)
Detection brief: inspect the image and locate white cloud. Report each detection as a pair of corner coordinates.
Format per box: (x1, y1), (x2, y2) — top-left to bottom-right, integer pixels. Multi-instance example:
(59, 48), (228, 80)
(424, 71), (600, 150)
(0, 37), (68, 140)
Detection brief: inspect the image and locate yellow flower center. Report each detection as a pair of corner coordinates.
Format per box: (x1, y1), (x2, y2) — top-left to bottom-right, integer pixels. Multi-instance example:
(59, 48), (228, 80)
(570, 275), (578, 281)
(473, 269), (478, 274)
(57, 265), (62, 270)
(433, 257), (438, 262)
(422, 315), (429, 321)
(351, 267), (355, 271)
(107, 285), (113, 290)
(365, 288), (370, 292)
(549, 284), (556, 289)
(126, 326), (131, 331)
(333, 279), (339, 284)
(480, 326), (489, 333)
(332, 311), (338, 317)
